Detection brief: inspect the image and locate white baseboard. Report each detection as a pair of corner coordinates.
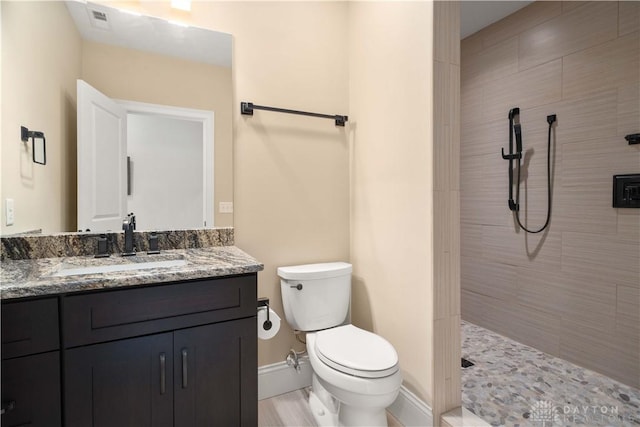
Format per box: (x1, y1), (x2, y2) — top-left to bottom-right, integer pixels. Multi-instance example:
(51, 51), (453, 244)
(388, 386), (433, 427)
(258, 355), (313, 400)
(258, 358), (433, 426)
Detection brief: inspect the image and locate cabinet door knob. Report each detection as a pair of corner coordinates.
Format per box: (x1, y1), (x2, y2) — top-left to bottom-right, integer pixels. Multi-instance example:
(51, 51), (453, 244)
(1, 400), (15, 415)
(181, 348), (188, 389)
(159, 353), (166, 395)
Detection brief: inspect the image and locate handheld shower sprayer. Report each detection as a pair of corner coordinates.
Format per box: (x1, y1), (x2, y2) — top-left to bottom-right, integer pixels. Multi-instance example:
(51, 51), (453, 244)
(501, 108), (557, 233)
(514, 124), (522, 155)
(501, 108), (522, 212)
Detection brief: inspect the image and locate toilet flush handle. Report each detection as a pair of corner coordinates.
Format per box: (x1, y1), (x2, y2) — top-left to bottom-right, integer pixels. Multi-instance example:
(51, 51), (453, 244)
(290, 283), (303, 290)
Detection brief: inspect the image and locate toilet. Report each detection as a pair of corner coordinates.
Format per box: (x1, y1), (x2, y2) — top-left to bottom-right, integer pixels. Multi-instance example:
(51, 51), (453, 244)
(278, 262), (402, 427)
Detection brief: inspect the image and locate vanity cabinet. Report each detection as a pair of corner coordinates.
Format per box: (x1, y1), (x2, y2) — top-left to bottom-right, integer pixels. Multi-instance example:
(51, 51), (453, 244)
(1, 273), (257, 427)
(64, 274), (257, 427)
(1, 298), (62, 427)
(65, 318), (256, 427)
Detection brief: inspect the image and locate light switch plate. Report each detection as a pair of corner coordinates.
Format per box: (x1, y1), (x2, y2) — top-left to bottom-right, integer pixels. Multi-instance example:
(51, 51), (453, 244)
(5, 198), (14, 226)
(219, 202), (233, 214)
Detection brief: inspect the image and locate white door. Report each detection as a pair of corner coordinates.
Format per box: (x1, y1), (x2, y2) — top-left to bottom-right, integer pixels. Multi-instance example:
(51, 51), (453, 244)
(77, 80), (127, 232)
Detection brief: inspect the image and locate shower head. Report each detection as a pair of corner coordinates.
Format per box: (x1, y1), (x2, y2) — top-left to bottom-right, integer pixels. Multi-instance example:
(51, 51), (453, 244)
(514, 123), (522, 154)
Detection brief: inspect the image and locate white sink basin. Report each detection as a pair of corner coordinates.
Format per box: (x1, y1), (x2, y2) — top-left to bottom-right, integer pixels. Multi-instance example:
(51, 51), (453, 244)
(51, 259), (187, 277)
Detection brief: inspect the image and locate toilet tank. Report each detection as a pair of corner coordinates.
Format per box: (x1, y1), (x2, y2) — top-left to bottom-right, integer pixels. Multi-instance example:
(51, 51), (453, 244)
(278, 262), (352, 331)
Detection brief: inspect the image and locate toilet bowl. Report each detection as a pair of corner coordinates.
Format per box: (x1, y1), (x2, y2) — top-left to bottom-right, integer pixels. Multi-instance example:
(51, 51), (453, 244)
(278, 262), (402, 427)
(306, 326), (402, 426)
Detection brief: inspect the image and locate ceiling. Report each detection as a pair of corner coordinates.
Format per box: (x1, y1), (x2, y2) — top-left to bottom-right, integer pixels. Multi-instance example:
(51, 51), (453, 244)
(461, 1), (534, 39)
(66, 0), (532, 62)
(65, 1), (231, 67)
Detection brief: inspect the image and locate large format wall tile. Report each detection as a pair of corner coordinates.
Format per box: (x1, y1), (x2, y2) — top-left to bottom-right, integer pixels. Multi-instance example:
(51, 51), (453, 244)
(617, 209), (640, 239)
(553, 184), (618, 235)
(618, 82), (640, 137)
(518, 2), (618, 71)
(461, 255), (518, 302)
(481, 1), (561, 50)
(483, 59), (562, 120)
(461, 118), (506, 157)
(559, 318), (639, 386)
(619, 1), (640, 37)
(481, 224), (562, 271)
(462, 37), (518, 87)
(562, 31), (639, 100)
(554, 89), (618, 145)
(562, 232), (640, 289)
(616, 285), (640, 335)
(461, 1), (639, 388)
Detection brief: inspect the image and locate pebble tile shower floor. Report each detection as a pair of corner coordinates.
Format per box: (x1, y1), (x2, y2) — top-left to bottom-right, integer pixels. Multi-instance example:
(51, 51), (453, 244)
(462, 320), (640, 427)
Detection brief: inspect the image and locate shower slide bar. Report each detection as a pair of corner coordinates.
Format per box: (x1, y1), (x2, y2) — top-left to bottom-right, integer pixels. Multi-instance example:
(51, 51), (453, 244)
(501, 107), (522, 212)
(240, 102), (348, 126)
(501, 107), (557, 234)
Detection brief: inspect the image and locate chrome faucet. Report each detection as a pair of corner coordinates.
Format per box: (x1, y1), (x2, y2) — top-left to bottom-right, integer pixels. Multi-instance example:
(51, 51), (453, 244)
(122, 213), (136, 256)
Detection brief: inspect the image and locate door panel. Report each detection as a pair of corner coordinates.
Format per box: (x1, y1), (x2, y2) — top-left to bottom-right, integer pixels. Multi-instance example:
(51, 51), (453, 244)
(1, 352), (61, 427)
(77, 79), (127, 232)
(65, 332), (173, 427)
(174, 317), (257, 427)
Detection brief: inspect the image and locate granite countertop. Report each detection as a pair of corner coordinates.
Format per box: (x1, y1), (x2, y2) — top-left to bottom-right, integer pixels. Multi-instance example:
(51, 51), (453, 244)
(0, 246), (264, 300)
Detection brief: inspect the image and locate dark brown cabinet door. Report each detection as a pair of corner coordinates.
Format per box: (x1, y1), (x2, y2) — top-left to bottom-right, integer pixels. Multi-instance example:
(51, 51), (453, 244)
(65, 332), (174, 427)
(1, 352), (61, 427)
(174, 317), (257, 427)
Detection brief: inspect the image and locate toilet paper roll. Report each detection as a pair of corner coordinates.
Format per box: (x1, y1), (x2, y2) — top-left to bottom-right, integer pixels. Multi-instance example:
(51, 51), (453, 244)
(257, 307), (281, 340)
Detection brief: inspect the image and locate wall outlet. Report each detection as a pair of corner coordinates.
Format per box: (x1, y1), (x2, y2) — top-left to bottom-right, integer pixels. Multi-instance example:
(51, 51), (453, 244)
(219, 202), (233, 214)
(5, 198), (15, 226)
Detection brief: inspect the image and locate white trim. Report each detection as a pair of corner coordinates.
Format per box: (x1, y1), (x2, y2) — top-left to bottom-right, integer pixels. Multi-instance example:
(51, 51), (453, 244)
(258, 356), (313, 401)
(258, 358), (433, 426)
(441, 407), (491, 427)
(116, 99), (215, 228)
(388, 386), (433, 427)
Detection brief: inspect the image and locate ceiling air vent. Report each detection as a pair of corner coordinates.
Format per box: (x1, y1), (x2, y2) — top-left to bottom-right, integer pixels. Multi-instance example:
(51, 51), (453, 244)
(92, 10), (107, 21)
(89, 9), (110, 30)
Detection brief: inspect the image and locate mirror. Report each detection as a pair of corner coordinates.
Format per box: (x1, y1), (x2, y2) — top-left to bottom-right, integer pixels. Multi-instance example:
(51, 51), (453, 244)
(0, 1), (233, 235)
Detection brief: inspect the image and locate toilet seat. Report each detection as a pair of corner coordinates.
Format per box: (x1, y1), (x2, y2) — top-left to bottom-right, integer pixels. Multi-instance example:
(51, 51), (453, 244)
(315, 325), (399, 378)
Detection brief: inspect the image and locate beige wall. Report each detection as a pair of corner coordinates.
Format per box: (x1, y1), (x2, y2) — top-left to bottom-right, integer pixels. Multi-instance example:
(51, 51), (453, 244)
(160, 1), (352, 367)
(348, 1), (434, 405)
(134, 2), (445, 404)
(81, 41), (233, 227)
(1, 1), (81, 234)
(89, 0), (454, 411)
(461, 1), (639, 387)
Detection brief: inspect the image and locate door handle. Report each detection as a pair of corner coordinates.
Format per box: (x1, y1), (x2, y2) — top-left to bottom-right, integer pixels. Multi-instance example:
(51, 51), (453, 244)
(127, 156), (132, 196)
(159, 353), (166, 395)
(1, 400), (15, 415)
(181, 348), (188, 389)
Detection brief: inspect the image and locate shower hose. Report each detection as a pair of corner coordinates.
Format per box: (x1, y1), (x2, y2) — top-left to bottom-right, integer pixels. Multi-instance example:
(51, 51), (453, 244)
(511, 112), (556, 234)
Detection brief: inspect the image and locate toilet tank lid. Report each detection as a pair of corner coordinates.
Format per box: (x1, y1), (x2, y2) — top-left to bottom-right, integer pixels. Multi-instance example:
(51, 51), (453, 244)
(277, 262), (352, 280)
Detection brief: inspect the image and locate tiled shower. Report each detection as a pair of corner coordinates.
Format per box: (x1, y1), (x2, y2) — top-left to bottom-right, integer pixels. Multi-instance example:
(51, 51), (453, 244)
(460, 0), (639, 424)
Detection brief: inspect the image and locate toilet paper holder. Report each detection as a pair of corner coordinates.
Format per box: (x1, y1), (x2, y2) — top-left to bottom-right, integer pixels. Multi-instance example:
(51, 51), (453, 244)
(257, 297), (272, 331)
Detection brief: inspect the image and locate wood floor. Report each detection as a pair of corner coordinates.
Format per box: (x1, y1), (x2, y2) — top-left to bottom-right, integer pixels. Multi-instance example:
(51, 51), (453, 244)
(258, 388), (403, 427)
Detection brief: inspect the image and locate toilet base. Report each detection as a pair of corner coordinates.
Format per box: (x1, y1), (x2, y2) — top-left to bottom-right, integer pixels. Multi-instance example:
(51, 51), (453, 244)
(309, 374), (339, 426)
(308, 374), (390, 427)
(339, 405), (388, 427)
(309, 390), (339, 426)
